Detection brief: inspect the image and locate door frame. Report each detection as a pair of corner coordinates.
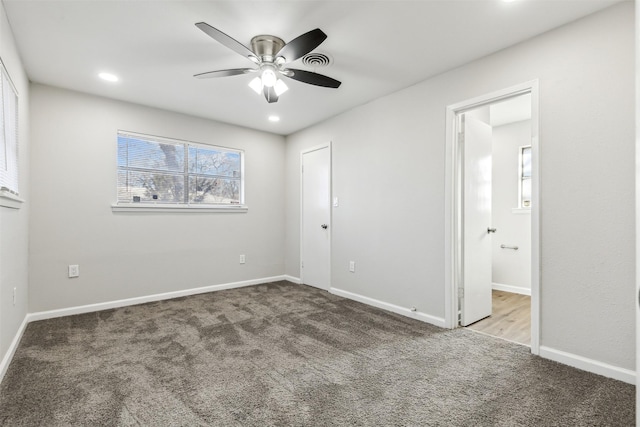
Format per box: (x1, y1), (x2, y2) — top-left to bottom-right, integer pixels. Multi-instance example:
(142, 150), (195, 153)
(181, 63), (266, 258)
(300, 142), (332, 290)
(444, 80), (540, 355)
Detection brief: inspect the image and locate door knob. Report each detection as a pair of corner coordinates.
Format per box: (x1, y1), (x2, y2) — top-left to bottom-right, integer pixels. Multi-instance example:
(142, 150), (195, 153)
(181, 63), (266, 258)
(321, 224), (328, 229)
(487, 227), (497, 234)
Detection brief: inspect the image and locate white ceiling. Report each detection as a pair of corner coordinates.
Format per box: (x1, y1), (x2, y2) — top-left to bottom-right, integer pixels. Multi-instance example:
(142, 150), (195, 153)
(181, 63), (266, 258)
(490, 93), (532, 127)
(3, 0), (622, 135)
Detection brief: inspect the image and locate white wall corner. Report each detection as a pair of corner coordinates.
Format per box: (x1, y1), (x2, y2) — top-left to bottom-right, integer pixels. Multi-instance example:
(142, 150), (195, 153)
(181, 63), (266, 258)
(329, 287), (446, 328)
(0, 315), (29, 384)
(284, 275), (302, 284)
(539, 345), (636, 385)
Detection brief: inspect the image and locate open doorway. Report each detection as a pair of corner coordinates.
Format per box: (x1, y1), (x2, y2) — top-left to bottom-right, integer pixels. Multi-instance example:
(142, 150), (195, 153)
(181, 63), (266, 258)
(463, 94), (532, 346)
(444, 81), (540, 353)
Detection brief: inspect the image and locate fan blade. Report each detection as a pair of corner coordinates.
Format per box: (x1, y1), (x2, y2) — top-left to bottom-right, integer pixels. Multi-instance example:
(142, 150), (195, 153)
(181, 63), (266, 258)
(195, 22), (258, 62)
(263, 86), (279, 103)
(194, 69), (255, 79)
(285, 69), (341, 88)
(276, 29), (327, 63)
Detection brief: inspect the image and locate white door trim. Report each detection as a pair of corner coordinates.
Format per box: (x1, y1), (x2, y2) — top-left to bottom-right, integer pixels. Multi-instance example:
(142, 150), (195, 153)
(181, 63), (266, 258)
(444, 80), (540, 355)
(300, 142), (332, 290)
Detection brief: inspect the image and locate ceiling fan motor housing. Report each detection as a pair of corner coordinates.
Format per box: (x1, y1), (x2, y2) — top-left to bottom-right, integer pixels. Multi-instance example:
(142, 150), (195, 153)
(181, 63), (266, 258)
(250, 35), (285, 63)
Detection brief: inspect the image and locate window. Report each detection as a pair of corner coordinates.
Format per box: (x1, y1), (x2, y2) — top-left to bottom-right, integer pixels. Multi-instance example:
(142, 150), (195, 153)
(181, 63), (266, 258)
(116, 131), (244, 208)
(0, 59), (19, 199)
(519, 145), (531, 208)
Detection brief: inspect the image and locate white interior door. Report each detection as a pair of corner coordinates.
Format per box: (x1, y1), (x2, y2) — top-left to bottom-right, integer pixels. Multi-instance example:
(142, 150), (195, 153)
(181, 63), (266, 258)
(461, 113), (494, 326)
(301, 145), (330, 290)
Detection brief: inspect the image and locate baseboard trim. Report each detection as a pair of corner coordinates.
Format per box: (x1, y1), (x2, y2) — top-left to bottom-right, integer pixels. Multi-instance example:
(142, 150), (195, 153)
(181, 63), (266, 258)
(0, 315), (29, 384)
(329, 287), (446, 328)
(492, 282), (531, 296)
(284, 275), (302, 284)
(539, 345), (636, 385)
(28, 275), (289, 323)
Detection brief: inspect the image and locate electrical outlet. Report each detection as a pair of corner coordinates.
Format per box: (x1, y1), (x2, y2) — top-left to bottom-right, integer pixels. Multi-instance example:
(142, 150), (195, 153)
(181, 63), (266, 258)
(349, 261), (355, 273)
(68, 264), (80, 278)
(13, 287), (16, 306)
(239, 254), (246, 264)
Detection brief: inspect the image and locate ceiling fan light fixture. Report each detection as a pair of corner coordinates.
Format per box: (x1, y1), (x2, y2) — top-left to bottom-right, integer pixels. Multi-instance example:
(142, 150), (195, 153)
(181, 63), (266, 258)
(248, 76), (263, 94)
(261, 68), (277, 88)
(195, 23), (341, 103)
(274, 79), (288, 96)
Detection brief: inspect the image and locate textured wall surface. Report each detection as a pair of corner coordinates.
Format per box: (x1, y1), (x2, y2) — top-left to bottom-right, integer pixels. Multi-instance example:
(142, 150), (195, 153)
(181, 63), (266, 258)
(0, 2), (30, 369)
(286, 2), (635, 370)
(29, 84), (286, 312)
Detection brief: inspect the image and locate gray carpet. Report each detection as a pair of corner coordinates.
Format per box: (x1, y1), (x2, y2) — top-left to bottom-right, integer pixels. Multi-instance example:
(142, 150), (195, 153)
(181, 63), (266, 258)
(0, 281), (634, 426)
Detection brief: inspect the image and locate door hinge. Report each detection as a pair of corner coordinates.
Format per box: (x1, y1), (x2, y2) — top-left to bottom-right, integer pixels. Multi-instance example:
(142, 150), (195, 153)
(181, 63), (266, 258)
(301, 261), (304, 268)
(458, 288), (464, 298)
(301, 165), (304, 173)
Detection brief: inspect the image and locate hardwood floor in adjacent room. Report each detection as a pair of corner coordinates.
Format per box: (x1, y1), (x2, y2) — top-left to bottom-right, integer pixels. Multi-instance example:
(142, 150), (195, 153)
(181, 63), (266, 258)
(466, 290), (531, 346)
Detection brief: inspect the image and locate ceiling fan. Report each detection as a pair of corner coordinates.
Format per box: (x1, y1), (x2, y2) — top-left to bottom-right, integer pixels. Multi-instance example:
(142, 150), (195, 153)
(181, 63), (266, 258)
(194, 22), (342, 103)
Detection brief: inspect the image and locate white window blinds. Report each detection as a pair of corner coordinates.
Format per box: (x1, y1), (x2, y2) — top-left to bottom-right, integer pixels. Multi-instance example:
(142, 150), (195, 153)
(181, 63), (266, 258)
(117, 131), (243, 205)
(0, 61), (19, 195)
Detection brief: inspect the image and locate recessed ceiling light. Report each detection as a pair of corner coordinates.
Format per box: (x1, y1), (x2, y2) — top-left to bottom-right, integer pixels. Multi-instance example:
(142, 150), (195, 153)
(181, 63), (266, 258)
(268, 115), (280, 122)
(98, 72), (119, 82)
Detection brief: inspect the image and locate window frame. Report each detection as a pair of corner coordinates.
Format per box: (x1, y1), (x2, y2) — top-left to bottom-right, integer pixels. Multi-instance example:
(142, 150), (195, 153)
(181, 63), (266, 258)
(112, 130), (247, 213)
(518, 144), (532, 210)
(0, 57), (22, 209)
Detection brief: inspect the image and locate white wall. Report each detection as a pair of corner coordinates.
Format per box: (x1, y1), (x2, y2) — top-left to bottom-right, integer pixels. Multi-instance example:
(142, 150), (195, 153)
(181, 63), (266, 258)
(0, 2), (30, 372)
(285, 2), (635, 372)
(29, 84), (286, 312)
(492, 120), (531, 291)
(635, 0), (640, 417)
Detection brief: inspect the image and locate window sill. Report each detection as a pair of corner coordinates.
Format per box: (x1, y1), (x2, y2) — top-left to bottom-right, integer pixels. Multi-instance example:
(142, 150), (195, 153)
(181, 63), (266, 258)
(511, 208), (531, 215)
(111, 203), (248, 213)
(0, 190), (24, 209)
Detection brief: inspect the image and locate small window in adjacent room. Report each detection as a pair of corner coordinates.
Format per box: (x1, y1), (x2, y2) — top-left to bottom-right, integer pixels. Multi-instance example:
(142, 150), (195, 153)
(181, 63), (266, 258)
(116, 131), (244, 210)
(519, 145), (532, 208)
(0, 59), (20, 206)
